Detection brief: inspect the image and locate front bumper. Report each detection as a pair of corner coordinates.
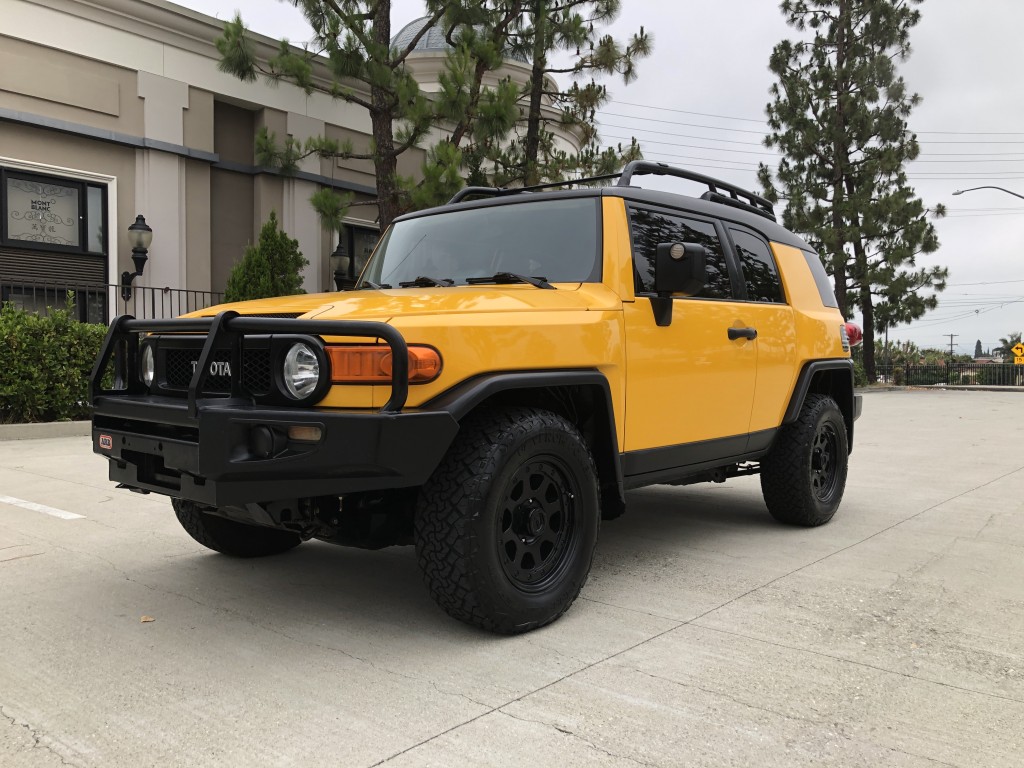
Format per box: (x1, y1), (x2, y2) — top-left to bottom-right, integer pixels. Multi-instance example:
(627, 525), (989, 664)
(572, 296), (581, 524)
(92, 396), (458, 507)
(90, 312), (458, 507)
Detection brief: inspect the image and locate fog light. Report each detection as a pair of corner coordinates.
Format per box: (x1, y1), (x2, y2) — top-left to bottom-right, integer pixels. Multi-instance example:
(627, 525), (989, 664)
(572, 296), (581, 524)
(250, 425), (287, 458)
(287, 425), (323, 443)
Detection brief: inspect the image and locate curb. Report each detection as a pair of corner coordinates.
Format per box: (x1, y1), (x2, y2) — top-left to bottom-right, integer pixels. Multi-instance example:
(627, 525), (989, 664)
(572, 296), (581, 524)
(857, 385), (1024, 394)
(0, 421), (92, 441)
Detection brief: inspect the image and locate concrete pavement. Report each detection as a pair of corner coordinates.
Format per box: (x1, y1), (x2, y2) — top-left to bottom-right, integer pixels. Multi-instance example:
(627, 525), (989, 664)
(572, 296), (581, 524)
(1, 389), (1022, 767)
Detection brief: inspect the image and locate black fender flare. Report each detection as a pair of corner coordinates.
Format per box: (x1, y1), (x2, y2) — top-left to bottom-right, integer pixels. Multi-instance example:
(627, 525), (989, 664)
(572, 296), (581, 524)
(422, 370), (625, 512)
(783, 359), (856, 451)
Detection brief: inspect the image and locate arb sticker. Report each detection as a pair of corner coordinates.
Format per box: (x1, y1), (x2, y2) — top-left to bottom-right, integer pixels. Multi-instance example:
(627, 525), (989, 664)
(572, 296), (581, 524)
(98, 434), (113, 450)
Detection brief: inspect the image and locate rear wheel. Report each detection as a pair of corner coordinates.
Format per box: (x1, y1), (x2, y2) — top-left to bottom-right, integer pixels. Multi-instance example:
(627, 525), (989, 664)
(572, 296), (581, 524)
(171, 498), (302, 557)
(414, 408), (600, 634)
(760, 394), (848, 526)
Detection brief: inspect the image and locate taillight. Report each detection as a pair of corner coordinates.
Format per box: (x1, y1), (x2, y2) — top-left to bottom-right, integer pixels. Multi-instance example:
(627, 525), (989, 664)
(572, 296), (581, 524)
(840, 323), (863, 353)
(326, 345), (442, 384)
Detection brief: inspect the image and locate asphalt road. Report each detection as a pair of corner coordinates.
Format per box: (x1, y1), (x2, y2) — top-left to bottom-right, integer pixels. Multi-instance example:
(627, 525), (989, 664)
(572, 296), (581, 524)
(1, 389), (1022, 767)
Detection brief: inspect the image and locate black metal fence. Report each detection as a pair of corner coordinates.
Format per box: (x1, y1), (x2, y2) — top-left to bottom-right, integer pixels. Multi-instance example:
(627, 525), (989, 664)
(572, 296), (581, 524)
(0, 280), (223, 324)
(875, 363), (1024, 387)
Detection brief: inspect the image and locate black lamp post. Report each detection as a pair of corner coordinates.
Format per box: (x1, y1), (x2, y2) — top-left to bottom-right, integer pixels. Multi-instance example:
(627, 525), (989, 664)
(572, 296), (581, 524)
(953, 186), (1024, 202)
(121, 214), (153, 302)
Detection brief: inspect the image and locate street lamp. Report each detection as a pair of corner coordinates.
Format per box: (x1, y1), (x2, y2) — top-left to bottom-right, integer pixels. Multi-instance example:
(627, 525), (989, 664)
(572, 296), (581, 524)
(952, 186), (1024, 202)
(120, 215), (153, 302)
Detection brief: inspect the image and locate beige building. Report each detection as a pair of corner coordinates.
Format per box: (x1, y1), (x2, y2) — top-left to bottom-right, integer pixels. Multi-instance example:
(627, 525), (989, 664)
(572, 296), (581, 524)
(0, 0), (582, 322)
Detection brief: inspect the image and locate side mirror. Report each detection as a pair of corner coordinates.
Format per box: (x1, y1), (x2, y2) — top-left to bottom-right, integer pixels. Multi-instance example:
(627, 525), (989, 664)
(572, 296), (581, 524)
(655, 242), (706, 296)
(651, 242), (707, 326)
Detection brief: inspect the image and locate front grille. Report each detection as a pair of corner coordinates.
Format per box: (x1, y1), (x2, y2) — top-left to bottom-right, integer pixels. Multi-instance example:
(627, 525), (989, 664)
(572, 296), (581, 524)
(163, 348), (272, 395)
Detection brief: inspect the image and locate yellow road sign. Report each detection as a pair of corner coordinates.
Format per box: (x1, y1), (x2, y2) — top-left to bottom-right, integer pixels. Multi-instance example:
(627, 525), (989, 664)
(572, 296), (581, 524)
(1013, 342), (1024, 357)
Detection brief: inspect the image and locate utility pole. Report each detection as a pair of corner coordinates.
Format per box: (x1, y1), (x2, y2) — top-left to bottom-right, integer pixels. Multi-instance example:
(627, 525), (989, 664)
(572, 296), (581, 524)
(945, 333), (958, 357)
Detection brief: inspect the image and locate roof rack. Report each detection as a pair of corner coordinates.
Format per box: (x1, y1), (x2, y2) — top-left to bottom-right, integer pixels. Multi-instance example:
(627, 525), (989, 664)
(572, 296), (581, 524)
(446, 161), (775, 221)
(447, 174), (621, 205)
(617, 161), (775, 221)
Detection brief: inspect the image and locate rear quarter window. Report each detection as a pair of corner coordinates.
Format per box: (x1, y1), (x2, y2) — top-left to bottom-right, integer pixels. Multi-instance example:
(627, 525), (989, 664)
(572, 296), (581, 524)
(802, 249), (839, 308)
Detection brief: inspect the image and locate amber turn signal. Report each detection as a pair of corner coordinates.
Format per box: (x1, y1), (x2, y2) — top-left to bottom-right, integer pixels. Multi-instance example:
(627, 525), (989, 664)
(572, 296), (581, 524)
(326, 345), (442, 384)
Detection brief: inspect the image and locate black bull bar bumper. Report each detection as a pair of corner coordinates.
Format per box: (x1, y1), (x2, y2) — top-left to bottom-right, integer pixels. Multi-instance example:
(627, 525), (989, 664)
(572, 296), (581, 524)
(89, 312), (459, 508)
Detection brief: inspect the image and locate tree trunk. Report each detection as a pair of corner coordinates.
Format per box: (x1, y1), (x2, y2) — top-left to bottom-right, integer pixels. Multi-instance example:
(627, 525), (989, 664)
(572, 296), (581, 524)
(853, 242), (876, 383)
(367, 2), (400, 231)
(523, 0), (548, 186)
(371, 101), (400, 231)
(830, 0), (850, 319)
(450, 5), (521, 151)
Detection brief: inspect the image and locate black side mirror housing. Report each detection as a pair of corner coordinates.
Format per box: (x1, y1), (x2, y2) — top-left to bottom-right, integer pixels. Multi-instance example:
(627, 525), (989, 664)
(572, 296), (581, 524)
(651, 242), (707, 326)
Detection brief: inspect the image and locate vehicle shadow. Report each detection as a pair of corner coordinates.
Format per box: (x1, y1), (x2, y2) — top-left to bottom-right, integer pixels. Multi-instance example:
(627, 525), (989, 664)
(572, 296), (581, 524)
(131, 481), (779, 635)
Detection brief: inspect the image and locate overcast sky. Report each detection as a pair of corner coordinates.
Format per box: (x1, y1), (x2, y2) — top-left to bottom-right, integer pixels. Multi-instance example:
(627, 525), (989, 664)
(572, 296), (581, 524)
(174, 0), (1024, 355)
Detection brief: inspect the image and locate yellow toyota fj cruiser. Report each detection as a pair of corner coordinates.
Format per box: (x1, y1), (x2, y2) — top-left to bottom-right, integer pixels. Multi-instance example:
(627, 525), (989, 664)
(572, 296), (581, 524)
(91, 162), (861, 634)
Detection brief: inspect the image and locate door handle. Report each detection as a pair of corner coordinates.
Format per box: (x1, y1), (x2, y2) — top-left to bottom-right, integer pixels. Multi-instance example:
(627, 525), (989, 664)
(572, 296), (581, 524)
(728, 327), (757, 341)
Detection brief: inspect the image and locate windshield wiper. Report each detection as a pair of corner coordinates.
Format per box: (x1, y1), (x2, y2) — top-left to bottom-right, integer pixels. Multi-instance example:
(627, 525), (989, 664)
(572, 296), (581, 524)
(356, 280), (392, 290)
(464, 272), (556, 290)
(398, 276), (455, 288)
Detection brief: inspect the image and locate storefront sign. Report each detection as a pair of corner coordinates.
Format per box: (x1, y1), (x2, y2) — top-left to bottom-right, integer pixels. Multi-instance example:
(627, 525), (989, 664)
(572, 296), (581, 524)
(6, 177), (79, 247)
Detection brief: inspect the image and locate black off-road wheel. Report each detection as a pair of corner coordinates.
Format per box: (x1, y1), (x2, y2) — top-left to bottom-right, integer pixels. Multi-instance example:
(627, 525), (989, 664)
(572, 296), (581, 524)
(171, 498), (302, 557)
(760, 394), (849, 527)
(414, 408), (601, 634)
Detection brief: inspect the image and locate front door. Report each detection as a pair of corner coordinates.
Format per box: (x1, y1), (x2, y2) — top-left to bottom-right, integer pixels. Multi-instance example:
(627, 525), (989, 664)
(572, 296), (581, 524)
(622, 205), (757, 472)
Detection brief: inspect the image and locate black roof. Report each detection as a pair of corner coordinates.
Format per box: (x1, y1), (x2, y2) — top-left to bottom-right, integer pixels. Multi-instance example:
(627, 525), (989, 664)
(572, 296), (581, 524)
(395, 161), (809, 252)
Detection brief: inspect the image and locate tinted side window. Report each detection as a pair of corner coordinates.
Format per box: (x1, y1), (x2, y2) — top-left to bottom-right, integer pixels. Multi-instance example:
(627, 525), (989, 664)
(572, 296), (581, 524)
(803, 249), (839, 308)
(731, 229), (784, 303)
(628, 208), (732, 299)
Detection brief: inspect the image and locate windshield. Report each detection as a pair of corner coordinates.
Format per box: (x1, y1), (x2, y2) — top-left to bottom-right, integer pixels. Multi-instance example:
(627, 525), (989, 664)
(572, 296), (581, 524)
(357, 197), (601, 288)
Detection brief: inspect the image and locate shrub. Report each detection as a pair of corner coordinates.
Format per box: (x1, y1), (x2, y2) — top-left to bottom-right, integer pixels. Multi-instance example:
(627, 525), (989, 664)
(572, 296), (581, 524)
(0, 301), (107, 423)
(224, 211), (308, 302)
(853, 360), (868, 387)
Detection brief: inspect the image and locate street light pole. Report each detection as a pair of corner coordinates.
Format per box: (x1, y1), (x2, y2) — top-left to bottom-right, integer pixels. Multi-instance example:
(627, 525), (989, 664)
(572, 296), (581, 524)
(952, 186), (1024, 201)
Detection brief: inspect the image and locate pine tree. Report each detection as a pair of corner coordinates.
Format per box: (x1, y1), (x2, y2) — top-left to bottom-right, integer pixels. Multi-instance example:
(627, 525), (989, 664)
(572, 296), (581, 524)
(758, 0), (947, 383)
(224, 212), (308, 302)
(994, 332), (1023, 362)
(217, 1), (452, 231)
(503, 0), (651, 185)
(974, 339), (983, 358)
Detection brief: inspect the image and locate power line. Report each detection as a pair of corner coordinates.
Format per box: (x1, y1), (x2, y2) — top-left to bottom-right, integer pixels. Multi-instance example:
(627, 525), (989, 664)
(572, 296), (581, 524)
(947, 278), (1024, 286)
(601, 132), (767, 148)
(605, 100), (1024, 136)
(607, 100), (767, 123)
(599, 112), (769, 134)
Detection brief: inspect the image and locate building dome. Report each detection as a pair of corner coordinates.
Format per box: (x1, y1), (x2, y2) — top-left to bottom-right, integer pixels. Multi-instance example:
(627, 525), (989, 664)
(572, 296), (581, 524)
(391, 16), (529, 64)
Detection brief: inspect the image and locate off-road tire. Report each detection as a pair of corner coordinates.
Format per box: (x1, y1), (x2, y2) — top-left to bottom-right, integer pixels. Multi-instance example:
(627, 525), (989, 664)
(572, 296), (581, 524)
(760, 394), (848, 527)
(171, 498), (302, 557)
(414, 407), (600, 634)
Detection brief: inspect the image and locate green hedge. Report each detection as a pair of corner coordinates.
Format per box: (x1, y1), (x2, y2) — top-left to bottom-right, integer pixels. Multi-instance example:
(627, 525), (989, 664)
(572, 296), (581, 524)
(0, 302), (107, 423)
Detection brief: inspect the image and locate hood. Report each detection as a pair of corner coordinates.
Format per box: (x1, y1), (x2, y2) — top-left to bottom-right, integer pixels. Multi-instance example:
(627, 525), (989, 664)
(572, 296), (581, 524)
(189, 284), (618, 322)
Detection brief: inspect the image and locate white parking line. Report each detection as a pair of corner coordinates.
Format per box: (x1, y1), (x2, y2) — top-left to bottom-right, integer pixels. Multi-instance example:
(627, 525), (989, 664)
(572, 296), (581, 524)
(0, 495), (85, 520)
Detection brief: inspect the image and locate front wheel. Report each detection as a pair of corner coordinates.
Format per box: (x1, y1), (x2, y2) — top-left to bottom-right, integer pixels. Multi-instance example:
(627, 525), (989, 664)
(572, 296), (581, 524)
(171, 499), (302, 557)
(414, 408), (600, 634)
(760, 394), (849, 526)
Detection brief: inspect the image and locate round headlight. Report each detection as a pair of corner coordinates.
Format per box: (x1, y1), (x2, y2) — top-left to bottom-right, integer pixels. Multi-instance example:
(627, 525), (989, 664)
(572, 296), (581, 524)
(282, 343), (321, 399)
(141, 344), (155, 387)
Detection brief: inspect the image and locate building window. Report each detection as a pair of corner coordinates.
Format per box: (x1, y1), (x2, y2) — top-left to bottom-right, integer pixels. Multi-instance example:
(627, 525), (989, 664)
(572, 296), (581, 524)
(333, 223), (380, 289)
(2, 169), (106, 255)
(1, 168), (109, 323)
